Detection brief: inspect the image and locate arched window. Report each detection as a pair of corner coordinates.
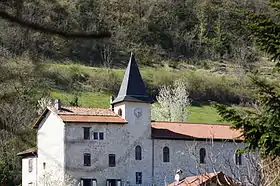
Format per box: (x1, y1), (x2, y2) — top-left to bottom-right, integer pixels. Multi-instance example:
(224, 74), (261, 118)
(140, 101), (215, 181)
(135, 145), (142, 160)
(235, 152), (242, 165)
(163, 146), (170, 162)
(118, 109), (122, 116)
(199, 148), (206, 164)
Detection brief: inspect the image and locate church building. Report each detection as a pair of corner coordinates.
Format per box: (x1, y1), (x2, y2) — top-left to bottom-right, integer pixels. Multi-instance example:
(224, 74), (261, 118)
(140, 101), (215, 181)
(17, 53), (253, 186)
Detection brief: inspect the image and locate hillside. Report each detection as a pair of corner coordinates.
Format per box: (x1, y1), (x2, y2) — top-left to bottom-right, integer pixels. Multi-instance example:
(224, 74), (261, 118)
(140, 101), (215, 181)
(41, 59), (275, 124)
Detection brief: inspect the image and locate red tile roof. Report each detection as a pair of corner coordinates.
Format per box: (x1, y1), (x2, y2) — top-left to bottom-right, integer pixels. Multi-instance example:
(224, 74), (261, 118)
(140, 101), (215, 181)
(58, 106), (117, 116)
(58, 106), (127, 124)
(168, 172), (239, 186)
(152, 122), (243, 141)
(33, 106), (127, 128)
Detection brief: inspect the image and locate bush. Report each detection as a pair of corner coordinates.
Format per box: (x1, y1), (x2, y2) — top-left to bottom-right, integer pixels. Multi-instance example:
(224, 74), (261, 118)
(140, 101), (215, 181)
(86, 70), (121, 94)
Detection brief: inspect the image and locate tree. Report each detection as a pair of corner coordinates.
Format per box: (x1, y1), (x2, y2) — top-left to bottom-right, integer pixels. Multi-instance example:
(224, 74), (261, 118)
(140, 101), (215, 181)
(152, 80), (190, 122)
(215, 0), (280, 158)
(215, 1), (280, 184)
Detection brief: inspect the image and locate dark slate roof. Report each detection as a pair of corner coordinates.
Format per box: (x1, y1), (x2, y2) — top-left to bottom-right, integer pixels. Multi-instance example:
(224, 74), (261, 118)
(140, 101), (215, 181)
(112, 53), (153, 104)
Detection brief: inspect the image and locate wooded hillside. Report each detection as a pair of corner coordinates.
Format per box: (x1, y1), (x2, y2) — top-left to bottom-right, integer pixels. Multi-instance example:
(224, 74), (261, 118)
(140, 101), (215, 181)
(0, 0), (277, 185)
(0, 0), (271, 67)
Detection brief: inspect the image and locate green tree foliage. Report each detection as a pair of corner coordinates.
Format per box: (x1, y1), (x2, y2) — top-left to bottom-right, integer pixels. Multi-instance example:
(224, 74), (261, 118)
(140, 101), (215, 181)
(216, 0), (280, 157)
(0, 0), (269, 66)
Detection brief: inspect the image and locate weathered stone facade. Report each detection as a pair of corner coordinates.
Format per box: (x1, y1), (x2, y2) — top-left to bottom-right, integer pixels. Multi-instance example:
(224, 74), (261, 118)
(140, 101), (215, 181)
(19, 54), (257, 186)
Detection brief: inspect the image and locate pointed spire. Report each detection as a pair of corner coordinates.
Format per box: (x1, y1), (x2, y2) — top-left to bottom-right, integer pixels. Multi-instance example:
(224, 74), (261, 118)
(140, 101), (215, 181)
(111, 52), (153, 104)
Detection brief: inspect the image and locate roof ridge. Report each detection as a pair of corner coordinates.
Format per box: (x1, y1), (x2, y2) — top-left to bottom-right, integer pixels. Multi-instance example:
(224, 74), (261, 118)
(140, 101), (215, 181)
(152, 121), (231, 126)
(62, 106), (109, 110)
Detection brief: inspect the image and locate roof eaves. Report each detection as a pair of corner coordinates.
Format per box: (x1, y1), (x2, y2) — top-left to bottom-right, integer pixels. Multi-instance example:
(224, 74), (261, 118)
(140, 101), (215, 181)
(32, 108), (50, 129)
(17, 148), (37, 157)
(63, 121), (128, 124)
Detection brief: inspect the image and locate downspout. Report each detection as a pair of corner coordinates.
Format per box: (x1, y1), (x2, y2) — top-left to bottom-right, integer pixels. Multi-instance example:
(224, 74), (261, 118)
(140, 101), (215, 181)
(152, 138), (155, 185)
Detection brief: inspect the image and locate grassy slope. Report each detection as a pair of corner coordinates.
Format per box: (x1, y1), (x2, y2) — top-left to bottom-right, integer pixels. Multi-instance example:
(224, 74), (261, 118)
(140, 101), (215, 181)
(47, 61), (268, 124)
(51, 90), (224, 124)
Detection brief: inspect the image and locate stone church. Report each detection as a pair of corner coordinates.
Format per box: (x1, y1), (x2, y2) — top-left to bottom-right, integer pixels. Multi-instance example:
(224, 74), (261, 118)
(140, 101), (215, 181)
(18, 53), (253, 186)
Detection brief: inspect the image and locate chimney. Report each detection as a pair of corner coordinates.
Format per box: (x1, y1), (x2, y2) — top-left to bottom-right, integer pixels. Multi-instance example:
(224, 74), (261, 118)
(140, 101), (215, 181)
(54, 99), (61, 110)
(110, 95), (115, 111)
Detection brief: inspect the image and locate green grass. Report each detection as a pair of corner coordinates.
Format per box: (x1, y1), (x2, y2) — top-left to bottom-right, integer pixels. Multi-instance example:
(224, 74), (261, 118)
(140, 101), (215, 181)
(51, 91), (110, 108)
(51, 90), (225, 124)
(188, 105), (227, 124)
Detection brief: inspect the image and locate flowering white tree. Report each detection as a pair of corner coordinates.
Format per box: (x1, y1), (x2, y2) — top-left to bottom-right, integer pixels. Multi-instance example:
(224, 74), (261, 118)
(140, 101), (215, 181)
(37, 97), (52, 114)
(152, 79), (190, 122)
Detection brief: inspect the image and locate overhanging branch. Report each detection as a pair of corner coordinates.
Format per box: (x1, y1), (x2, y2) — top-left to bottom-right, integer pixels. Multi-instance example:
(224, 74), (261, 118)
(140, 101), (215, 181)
(0, 11), (111, 39)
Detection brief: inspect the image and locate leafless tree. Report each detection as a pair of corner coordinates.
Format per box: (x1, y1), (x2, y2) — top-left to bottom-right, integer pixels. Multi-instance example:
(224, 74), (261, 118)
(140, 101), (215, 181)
(182, 139), (280, 186)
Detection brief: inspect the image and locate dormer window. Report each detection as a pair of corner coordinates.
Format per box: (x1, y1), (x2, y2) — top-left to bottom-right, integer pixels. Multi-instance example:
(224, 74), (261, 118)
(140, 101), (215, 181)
(118, 109), (122, 116)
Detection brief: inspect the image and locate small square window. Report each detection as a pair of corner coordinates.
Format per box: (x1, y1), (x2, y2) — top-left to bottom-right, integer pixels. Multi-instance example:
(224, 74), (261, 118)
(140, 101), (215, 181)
(109, 154), (116, 167)
(43, 162), (46, 169)
(99, 132), (104, 140)
(93, 132), (98, 140)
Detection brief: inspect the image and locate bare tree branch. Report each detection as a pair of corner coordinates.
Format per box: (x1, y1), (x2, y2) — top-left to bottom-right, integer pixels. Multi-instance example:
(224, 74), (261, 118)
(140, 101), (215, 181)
(0, 11), (111, 39)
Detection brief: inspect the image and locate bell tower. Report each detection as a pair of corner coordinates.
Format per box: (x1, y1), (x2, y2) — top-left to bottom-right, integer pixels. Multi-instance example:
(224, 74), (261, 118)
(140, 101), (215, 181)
(111, 52), (153, 122)
(111, 52), (154, 185)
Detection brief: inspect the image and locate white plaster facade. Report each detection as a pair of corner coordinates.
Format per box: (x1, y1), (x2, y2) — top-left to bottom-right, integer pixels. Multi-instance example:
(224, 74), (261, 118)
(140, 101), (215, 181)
(21, 157), (37, 186)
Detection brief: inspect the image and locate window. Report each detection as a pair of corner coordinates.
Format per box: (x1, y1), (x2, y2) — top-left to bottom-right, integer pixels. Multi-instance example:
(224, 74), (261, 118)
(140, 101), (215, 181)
(93, 132), (98, 140)
(99, 132), (104, 140)
(28, 158), (33, 172)
(163, 146), (170, 162)
(136, 172), (142, 184)
(235, 152), (242, 165)
(118, 109), (122, 116)
(106, 179), (121, 186)
(81, 179), (97, 186)
(84, 153), (91, 166)
(200, 148), (206, 164)
(135, 145), (142, 160)
(43, 162), (46, 169)
(84, 127), (91, 140)
(109, 154), (116, 167)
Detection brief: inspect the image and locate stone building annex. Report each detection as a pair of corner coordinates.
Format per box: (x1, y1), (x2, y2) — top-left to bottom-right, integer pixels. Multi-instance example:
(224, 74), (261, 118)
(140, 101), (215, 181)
(17, 53), (255, 186)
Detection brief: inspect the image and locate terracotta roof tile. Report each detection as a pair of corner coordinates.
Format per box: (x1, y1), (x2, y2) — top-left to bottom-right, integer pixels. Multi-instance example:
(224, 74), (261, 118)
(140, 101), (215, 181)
(58, 106), (127, 123)
(168, 172), (239, 186)
(152, 122), (243, 141)
(58, 106), (117, 116)
(59, 115), (127, 123)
